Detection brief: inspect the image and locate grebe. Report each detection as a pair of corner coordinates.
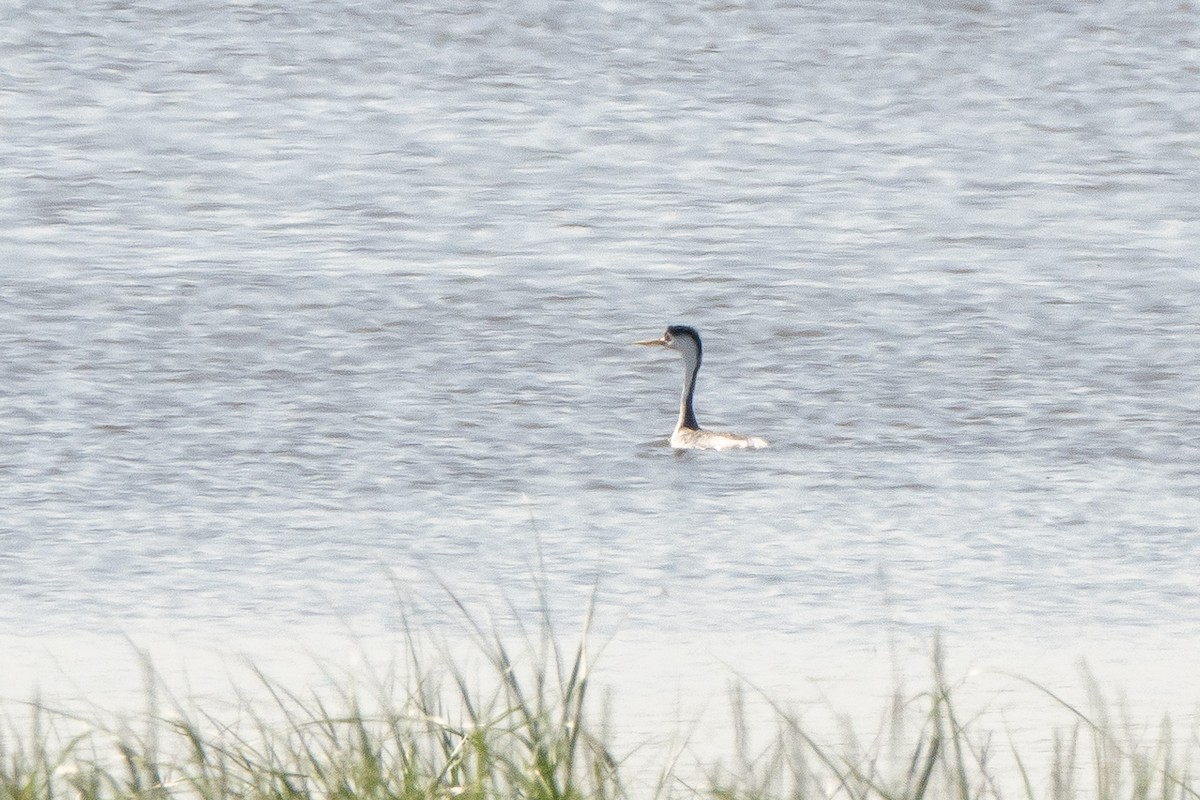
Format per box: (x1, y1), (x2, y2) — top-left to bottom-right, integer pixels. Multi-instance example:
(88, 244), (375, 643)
(635, 325), (769, 451)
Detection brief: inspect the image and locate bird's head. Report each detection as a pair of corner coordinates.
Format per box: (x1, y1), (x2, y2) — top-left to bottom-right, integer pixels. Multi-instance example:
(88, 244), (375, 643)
(635, 325), (702, 365)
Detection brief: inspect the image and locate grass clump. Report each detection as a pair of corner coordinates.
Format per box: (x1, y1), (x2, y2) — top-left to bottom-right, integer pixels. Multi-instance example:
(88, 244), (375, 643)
(0, 622), (1195, 800)
(1, 604), (616, 800)
(701, 639), (1197, 800)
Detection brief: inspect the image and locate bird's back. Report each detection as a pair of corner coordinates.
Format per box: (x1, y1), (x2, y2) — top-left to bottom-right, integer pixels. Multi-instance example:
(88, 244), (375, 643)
(671, 426), (768, 451)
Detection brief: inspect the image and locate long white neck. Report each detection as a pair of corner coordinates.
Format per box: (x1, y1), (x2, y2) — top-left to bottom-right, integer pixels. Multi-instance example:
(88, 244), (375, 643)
(676, 345), (701, 432)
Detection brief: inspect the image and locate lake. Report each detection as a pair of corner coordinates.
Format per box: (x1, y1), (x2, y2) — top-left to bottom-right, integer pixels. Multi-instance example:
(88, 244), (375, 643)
(2, 0), (1198, 771)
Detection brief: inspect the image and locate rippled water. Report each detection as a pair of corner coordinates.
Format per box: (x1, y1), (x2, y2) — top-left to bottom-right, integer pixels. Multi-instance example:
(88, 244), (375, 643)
(3, 0), (1200, 694)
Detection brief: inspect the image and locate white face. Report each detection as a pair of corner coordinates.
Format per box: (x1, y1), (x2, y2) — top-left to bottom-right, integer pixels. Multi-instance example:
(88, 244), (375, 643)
(662, 329), (700, 363)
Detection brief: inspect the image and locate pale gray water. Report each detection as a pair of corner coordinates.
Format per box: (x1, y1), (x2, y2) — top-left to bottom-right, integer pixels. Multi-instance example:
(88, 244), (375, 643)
(3, 0), (1200, 662)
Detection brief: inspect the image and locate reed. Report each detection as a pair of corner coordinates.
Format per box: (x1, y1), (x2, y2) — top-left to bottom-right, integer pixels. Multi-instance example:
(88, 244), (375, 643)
(0, 622), (1193, 800)
(702, 638), (1197, 800)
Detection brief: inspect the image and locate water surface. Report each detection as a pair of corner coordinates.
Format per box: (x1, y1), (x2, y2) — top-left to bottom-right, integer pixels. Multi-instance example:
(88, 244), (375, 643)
(2, 0), (1199, 722)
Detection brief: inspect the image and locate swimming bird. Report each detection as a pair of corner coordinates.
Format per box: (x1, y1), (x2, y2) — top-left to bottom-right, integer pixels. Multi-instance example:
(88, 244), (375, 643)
(635, 325), (768, 451)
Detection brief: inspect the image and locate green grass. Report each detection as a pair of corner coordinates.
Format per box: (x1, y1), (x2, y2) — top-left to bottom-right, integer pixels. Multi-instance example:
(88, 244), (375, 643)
(0, 618), (1194, 800)
(699, 638), (1197, 800)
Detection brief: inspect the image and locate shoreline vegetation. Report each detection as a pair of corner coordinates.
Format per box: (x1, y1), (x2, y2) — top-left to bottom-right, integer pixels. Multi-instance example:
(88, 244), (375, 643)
(1, 610), (1194, 800)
